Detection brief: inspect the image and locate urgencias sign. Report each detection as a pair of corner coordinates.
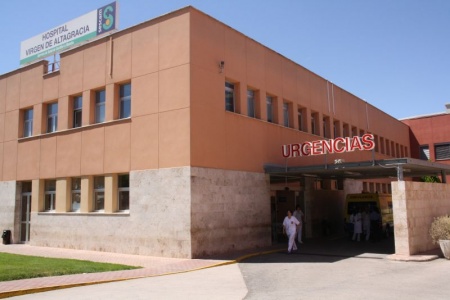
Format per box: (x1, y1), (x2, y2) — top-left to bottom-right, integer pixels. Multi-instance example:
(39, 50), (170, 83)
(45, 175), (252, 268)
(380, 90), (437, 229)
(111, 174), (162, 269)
(282, 133), (375, 158)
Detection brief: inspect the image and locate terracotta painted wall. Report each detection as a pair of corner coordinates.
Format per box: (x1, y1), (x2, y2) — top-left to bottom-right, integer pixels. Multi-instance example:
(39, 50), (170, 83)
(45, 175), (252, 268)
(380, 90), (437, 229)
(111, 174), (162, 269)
(0, 10), (192, 181)
(189, 9), (410, 174)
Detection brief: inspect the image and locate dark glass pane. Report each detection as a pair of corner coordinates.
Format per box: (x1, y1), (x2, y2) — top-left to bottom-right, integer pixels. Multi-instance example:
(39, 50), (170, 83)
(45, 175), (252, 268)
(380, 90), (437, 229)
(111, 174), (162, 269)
(118, 174), (129, 188)
(73, 110), (82, 128)
(119, 191), (129, 211)
(73, 96), (82, 109)
(95, 192), (104, 210)
(94, 176), (104, 189)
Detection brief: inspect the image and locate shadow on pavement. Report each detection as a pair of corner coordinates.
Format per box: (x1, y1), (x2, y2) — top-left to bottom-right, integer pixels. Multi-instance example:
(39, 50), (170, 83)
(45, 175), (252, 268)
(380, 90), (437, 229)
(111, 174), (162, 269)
(239, 235), (396, 264)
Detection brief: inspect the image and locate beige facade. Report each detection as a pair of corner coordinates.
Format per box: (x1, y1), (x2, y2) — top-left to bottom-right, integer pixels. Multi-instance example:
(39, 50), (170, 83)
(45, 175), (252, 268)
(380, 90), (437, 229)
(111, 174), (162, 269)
(0, 7), (419, 258)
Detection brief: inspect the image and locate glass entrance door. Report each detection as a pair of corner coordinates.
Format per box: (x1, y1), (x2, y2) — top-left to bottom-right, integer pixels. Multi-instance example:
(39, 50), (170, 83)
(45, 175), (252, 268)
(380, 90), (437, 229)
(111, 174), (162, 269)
(20, 193), (32, 243)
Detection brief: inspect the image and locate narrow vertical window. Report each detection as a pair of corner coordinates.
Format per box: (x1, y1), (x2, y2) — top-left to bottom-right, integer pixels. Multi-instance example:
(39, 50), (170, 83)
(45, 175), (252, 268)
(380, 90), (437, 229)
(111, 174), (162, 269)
(44, 180), (56, 211)
(93, 176), (105, 211)
(247, 89), (255, 118)
(297, 109), (303, 131)
(333, 121), (340, 138)
(23, 109), (33, 137)
(323, 117), (330, 138)
(119, 83), (131, 119)
(266, 96), (273, 123)
(283, 102), (289, 127)
(95, 90), (106, 123)
(47, 103), (58, 133)
(225, 82), (235, 112)
(71, 178), (81, 212)
(311, 113), (318, 135)
(73, 96), (82, 128)
(118, 174), (130, 211)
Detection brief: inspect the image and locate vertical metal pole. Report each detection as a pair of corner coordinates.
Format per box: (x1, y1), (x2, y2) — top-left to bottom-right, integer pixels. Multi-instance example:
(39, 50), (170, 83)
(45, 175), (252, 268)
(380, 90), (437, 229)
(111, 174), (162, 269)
(397, 165), (404, 181)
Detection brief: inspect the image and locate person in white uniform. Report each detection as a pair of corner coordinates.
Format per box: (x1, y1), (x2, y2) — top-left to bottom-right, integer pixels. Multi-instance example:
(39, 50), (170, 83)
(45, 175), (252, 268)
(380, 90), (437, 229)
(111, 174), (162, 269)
(283, 210), (300, 253)
(352, 208), (363, 242)
(293, 206), (305, 244)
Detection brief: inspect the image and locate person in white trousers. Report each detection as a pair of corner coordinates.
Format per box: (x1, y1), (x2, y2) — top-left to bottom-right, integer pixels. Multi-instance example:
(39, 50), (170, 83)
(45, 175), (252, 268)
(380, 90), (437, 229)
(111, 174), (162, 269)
(283, 210), (300, 253)
(352, 209), (363, 242)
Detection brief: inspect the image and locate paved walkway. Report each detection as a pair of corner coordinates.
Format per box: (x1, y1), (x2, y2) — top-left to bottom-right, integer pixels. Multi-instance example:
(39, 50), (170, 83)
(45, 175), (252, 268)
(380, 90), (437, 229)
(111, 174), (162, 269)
(0, 244), (239, 298)
(0, 236), (441, 298)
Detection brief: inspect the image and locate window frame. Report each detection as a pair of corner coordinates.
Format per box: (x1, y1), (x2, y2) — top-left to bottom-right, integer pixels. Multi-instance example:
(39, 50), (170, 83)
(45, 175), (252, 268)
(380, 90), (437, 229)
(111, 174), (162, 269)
(266, 96), (274, 123)
(283, 102), (290, 127)
(119, 83), (131, 119)
(95, 89), (106, 124)
(225, 82), (235, 112)
(117, 174), (130, 212)
(46, 102), (58, 133)
(93, 176), (105, 212)
(23, 108), (33, 137)
(44, 180), (56, 212)
(71, 178), (81, 212)
(72, 95), (82, 128)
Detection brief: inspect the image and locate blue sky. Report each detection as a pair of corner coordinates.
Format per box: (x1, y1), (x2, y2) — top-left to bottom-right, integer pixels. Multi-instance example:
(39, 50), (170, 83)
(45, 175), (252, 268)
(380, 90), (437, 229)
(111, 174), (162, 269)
(1, 0), (449, 119)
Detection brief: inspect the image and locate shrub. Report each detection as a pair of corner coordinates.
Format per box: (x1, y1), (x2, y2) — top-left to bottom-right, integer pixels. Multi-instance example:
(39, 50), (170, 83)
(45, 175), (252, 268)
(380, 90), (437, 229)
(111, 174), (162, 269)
(430, 215), (450, 244)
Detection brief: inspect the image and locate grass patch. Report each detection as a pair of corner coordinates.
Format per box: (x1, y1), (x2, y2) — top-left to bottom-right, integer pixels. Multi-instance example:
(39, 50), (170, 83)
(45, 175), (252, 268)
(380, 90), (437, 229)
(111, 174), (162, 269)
(0, 252), (140, 282)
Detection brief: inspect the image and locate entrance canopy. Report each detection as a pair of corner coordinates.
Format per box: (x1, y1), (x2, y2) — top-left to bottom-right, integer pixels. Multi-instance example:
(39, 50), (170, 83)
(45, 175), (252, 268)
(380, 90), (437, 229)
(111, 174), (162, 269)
(265, 158), (450, 182)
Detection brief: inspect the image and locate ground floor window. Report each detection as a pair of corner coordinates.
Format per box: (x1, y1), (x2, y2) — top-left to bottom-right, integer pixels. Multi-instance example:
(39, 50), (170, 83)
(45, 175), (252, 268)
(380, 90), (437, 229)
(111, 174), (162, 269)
(71, 178), (81, 212)
(94, 176), (105, 211)
(118, 174), (130, 211)
(44, 180), (56, 211)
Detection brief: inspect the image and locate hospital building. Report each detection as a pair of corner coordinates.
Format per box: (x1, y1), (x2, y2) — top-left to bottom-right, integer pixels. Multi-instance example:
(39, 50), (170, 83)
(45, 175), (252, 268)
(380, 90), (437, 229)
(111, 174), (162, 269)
(1, 6), (450, 258)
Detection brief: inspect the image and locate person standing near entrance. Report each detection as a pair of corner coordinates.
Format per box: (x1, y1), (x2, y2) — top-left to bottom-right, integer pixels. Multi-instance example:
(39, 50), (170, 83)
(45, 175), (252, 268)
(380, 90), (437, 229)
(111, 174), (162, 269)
(283, 210), (300, 253)
(352, 208), (363, 242)
(293, 205), (305, 244)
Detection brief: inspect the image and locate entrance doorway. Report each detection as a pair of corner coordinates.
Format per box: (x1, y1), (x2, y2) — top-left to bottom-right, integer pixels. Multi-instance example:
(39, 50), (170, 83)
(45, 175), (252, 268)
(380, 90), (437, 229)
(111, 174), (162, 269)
(20, 182), (32, 243)
(20, 193), (31, 242)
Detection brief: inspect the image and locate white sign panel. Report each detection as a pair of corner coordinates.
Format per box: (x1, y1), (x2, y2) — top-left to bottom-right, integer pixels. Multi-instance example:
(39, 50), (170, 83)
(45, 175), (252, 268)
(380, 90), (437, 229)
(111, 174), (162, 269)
(20, 2), (117, 65)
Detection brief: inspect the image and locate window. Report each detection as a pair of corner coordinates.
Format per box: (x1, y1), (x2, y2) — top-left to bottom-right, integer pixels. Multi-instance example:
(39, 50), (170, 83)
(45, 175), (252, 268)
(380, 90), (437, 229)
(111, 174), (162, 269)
(385, 139), (391, 156)
(435, 143), (450, 160)
(323, 116), (330, 138)
(298, 107), (307, 132)
(266, 96), (274, 123)
(283, 102), (290, 127)
(343, 123), (349, 137)
(118, 174), (130, 211)
(93, 176), (105, 211)
(47, 103), (58, 133)
(333, 121), (340, 138)
(95, 90), (106, 123)
(225, 82), (235, 112)
(23, 109), (33, 137)
(119, 83), (131, 119)
(380, 137), (385, 154)
(373, 135), (379, 152)
(311, 112), (318, 135)
(44, 180), (56, 211)
(71, 178), (81, 212)
(73, 96), (82, 128)
(247, 89), (255, 118)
